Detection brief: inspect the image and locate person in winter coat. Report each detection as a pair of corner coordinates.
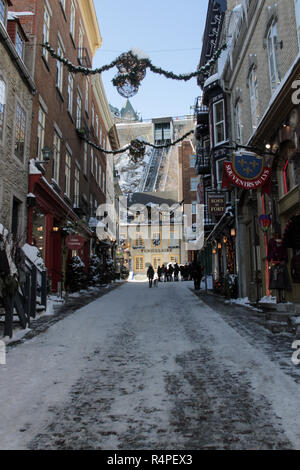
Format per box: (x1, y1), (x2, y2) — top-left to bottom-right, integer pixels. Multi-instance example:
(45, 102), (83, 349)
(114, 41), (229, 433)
(191, 260), (203, 291)
(157, 266), (162, 282)
(147, 264), (155, 288)
(174, 263), (180, 281)
(161, 264), (167, 282)
(168, 264), (174, 282)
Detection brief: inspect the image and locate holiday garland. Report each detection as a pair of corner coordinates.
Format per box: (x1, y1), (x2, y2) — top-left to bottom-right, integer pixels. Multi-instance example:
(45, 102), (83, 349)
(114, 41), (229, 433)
(41, 42), (227, 98)
(79, 130), (195, 162)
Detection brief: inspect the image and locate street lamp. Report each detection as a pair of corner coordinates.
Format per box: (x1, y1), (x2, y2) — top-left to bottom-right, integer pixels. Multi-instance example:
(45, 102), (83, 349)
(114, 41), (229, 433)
(35, 146), (53, 165)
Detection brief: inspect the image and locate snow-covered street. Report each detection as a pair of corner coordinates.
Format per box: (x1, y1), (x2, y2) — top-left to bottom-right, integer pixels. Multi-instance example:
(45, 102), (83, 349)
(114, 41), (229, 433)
(1, 281), (300, 450)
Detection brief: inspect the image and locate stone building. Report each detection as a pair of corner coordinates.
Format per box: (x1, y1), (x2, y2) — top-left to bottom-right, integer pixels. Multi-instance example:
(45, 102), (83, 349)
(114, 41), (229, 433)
(196, 0), (300, 305)
(120, 192), (184, 277)
(0, 0), (36, 238)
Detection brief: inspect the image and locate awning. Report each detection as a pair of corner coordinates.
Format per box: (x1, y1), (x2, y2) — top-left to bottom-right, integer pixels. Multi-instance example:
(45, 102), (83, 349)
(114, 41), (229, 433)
(205, 210), (234, 245)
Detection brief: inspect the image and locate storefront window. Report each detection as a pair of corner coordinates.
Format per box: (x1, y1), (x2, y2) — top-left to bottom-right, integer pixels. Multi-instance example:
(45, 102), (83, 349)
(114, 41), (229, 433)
(32, 211), (46, 259)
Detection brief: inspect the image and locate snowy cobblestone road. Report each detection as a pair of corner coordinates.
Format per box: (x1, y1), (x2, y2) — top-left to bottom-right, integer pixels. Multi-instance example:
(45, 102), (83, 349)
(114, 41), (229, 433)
(1, 282), (300, 450)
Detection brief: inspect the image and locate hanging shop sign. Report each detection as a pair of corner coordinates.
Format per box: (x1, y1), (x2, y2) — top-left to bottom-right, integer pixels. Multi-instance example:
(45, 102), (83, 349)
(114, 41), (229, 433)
(259, 214), (272, 233)
(222, 152), (272, 190)
(208, 194), (226, 215)
(65, 234), (85, 250)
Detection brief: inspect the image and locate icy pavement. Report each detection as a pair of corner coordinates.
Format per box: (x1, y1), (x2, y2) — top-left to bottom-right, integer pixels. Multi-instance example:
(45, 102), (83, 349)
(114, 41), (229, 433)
(0, 281), (300, 449)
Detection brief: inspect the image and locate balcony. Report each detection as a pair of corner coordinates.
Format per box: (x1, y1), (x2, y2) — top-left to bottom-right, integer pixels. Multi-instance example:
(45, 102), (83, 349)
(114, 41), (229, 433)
(196, 153), (211, 175)
(76, 117), (90, 139)
(77, 48), (92, 68)
(73, 195), (89, 218)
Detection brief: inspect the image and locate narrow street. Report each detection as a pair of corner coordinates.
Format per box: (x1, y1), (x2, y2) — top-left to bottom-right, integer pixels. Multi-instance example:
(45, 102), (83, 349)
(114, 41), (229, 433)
(1, 282), (300, 450)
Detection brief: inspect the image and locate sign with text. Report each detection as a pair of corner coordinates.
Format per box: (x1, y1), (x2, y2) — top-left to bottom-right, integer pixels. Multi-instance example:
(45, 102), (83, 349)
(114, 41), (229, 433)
(208, 195), (226, 215)
(65, 234), (85, 251)
(222, 152), (272, 190)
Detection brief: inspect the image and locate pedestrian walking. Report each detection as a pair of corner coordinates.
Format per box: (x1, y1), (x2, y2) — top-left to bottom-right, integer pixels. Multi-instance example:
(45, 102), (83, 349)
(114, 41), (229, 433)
(153, 271), (159, 287)
(157, 265), (162, 282)
(191, 260), (203, 291)
(147, 264), (155, 288)
(174, 263), (180, 282)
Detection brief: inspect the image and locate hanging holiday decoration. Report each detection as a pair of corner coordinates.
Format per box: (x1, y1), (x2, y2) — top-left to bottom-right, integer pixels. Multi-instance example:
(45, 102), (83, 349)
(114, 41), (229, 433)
(41, 42), (227, 97)
(80, 130), (194, 161)
(259, 214), (272, 233)
(128, 139), (146, 162)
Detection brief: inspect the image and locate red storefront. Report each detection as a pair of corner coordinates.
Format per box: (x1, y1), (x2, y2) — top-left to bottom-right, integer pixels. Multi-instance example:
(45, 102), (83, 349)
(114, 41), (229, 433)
(28, 171), (91, 292)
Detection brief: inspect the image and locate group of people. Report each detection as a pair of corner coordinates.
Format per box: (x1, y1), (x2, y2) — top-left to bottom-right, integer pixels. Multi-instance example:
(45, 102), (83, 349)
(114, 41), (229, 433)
(147, 260), (203, 290)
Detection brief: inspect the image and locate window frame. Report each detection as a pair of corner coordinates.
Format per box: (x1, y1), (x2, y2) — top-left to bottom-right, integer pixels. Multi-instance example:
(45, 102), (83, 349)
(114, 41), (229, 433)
(67, 73), (74, 115)
(190, 177), (199, 192)
(249, 67), (260, 131)
(37, 106), (46, 160)
(213, 99), (226, 146)
(52, 131), (61, 184)
(0, 76), (6, 143)
(42, 4), (51, 61)
(267, 20), (280, 94)
(14, 101), (26, 162)
(65, 151), (71, 198)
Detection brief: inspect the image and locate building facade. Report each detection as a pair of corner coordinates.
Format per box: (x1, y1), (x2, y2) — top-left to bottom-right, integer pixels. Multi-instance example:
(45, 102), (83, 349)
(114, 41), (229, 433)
(197, 0), (300, 304)
(0, 0), (36, 238)
(9, 0), (114, 291)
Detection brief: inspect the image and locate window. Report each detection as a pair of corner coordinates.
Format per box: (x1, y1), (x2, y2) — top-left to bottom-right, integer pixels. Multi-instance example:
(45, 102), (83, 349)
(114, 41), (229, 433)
(96, 114), (99, 139)
(0, 78), (6, 141)
(53, 132), (61, 183)
(134, 256), (144, 271)
(70, 1), (76, 39)
(15, 30), (24, 59)
(190, 155), (196, 168)
(249, 68), (260, 130)
(282, 160), (292, 195)
(235, 100), (243, 143)
(85, 79), (89, 113)
(78, 26), (84, 61)
(152, 232), (161, 247)
(190, 177), (198, 191)
(15, 103), (26, 161)
(134, 233), (144, 247)
(152, 256), (162, 270)
(56, 39), (63, 93)
(267, 21), (280, 94)
(67, 73), (74, 114)
(83, 142), (87, 175)
(60, 0), (66, 11)
(213, 99), (226, 145)
(91, 149), (94, 175)
(74, 165), (80, 198)
(169, 255), (180, 265)
(95, 155), (98, 182)
(37, 107), (45, 160)
(0, 0), (7, 26)
(169, 231), (178, 247)
(99, 164), (102, 187)
(91, 103), (95, 128)
(42, 5), (51, 61)
(65, 151), (71, 198)
(76, 92), (82, 128)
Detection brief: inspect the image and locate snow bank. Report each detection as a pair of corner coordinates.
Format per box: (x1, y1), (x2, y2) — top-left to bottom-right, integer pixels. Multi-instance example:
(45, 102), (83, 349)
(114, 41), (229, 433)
(22, 244), (45, 271)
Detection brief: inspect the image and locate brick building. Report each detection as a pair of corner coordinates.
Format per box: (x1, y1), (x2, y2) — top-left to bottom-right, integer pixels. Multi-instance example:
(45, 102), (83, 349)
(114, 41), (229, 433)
(8, 0), (113, 291)
(0, 0), (36, 237)
(178, 139), (199, 262)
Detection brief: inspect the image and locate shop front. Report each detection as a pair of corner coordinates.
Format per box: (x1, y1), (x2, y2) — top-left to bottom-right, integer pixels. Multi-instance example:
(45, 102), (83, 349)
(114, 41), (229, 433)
(28, 172), (91, 293)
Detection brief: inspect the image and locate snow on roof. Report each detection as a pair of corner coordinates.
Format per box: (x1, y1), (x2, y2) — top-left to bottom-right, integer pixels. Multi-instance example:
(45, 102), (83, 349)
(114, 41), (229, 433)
(204, 73), (220, 88)
(29, 159), (42, 175)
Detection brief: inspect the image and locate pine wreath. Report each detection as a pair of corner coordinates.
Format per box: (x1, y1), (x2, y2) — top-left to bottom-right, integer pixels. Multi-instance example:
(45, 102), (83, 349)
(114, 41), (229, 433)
(129, 139), (146, 162)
